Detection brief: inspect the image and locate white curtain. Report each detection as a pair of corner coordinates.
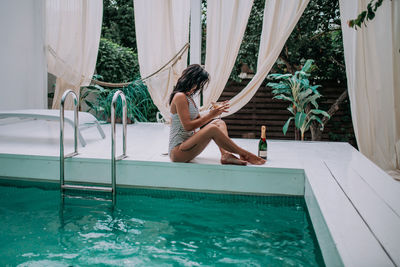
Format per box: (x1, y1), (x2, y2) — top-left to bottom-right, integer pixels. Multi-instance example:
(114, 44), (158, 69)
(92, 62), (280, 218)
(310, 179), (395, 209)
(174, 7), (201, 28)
(339, 0), (400, 174)
(46, 0), (103, 109)
(393, 0), (400, 177)
(223, 0), (310, 116)
(134, 0), (190, 121)
(201, 0), (253, 111)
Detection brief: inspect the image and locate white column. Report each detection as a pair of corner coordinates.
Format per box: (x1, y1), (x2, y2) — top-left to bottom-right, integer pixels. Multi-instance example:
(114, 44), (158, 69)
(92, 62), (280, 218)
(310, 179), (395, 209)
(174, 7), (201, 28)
(0, 0), (47, 110)
(190, 0), (202, 65)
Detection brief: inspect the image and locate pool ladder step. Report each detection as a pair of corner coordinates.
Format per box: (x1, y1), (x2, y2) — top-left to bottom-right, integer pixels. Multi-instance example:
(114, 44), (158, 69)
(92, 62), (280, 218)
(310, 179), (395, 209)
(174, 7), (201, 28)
(59, 90), (127, 205)
(61, 184), (113, 193)
(62, 191), (114, 204)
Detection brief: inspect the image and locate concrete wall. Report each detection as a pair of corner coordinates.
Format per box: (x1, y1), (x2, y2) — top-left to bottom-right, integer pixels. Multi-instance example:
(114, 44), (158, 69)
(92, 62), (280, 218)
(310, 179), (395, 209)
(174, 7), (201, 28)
(0, 0), (47, 110)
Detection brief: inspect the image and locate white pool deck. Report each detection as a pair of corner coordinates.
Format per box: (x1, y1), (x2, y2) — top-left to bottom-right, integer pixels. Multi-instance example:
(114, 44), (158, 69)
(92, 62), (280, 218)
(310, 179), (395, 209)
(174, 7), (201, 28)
(0, 118), (399, 267)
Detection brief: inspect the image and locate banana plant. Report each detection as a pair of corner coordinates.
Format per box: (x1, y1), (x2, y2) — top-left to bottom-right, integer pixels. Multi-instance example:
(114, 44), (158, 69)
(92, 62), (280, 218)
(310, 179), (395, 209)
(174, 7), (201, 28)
(267, 59), (330, 141)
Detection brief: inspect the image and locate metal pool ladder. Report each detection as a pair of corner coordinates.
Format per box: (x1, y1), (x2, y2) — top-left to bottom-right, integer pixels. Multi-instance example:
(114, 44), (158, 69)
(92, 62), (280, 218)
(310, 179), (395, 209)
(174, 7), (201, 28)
(59, 90), (127, 204)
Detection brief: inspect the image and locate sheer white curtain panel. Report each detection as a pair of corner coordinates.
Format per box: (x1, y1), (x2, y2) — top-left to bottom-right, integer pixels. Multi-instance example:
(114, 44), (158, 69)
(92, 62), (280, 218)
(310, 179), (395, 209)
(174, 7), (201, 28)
(134, 0), (190, 121)
(339, 0), (400, 175)
(46, 0), (103, 109)
(223, 0), (309, 116)
(201, 0), (253, 111)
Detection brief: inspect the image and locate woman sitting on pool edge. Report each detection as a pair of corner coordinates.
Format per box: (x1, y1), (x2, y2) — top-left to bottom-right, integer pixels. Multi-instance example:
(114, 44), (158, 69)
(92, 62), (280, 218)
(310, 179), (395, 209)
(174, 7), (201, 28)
(168, 64), (266, 165)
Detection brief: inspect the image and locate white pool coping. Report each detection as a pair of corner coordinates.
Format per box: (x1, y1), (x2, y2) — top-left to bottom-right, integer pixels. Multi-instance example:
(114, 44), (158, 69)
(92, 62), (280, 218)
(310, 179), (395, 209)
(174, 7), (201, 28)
(0, 119), (399, 267)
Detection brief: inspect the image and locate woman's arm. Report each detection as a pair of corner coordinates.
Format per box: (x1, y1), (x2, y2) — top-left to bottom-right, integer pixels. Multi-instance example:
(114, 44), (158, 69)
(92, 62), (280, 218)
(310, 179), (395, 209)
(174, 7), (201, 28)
(174, 93), (228, 131)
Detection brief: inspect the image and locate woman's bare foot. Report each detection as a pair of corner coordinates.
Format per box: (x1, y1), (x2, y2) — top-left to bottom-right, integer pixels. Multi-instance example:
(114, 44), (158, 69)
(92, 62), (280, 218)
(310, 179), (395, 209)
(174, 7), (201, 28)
(240, 152), (266, 165)
(221, 153), (247, 165)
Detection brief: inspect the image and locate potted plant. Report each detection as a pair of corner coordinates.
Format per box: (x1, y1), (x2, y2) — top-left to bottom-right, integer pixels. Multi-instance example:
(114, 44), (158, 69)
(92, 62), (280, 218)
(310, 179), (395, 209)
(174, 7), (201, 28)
(267, 59), (330, 141)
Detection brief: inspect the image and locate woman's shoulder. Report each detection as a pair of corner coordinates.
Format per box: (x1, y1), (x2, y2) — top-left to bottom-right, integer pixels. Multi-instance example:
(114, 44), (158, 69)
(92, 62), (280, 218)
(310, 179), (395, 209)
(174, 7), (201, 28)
(174, 92), (187, 98)
(173, 92), (188, 103)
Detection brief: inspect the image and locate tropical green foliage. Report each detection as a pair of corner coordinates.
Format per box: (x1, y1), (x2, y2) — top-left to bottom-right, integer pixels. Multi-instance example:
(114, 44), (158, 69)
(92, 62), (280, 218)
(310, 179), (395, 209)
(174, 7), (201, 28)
(93, 3), (159, 123)
(101, 0), (346, 82)
(231, 0), (345, 82)
(97, 0), (352, 141)
(268, 60), (330, 140)
(102, 0), (136, 49)
(229, 0), (266, 81)
(81, 79), (158, 123)
(348, 0), (385, 29)
(96, 38), (140, 83)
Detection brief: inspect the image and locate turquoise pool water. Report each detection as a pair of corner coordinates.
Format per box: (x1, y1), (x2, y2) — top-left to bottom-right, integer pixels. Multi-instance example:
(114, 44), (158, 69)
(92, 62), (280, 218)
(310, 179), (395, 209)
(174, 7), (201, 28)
(0, 184), (324, 266)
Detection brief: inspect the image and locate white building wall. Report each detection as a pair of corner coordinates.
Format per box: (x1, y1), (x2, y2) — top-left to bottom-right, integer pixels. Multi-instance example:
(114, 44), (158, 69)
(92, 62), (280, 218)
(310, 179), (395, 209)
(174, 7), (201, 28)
(0, 0), (47, 110)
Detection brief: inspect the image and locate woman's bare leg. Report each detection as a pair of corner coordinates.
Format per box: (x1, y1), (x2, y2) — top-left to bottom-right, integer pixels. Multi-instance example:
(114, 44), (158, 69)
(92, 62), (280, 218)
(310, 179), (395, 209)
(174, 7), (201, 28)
(211, 119), (247, 165)
(170, 123), (265, 165)
(211, 119), (229, 155)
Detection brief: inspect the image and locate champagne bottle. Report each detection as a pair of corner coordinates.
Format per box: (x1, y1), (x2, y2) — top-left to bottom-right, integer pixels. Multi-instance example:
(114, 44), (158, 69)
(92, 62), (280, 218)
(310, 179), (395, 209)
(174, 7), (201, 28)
(258, 125), (267, 159)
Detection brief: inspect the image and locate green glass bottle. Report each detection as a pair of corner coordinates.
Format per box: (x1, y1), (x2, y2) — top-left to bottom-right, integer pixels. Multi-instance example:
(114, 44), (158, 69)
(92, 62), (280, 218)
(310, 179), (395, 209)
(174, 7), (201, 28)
(258, 125), (267, 159)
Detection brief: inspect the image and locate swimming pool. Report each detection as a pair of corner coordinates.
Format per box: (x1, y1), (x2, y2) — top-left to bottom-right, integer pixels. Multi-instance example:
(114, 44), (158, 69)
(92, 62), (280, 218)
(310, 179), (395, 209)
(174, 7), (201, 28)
(0, 183), (324, 266)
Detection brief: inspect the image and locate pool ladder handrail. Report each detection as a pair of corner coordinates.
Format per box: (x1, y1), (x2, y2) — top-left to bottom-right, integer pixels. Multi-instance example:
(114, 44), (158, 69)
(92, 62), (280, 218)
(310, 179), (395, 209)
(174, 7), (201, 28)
(60, 90), (79, 187)
(59, 90), (128, 204)
(111, 90), (128, 202)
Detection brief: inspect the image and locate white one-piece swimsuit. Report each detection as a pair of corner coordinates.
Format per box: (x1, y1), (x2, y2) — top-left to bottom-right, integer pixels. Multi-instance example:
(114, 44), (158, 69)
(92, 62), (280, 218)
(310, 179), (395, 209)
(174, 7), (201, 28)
(168, 95), (199, 155)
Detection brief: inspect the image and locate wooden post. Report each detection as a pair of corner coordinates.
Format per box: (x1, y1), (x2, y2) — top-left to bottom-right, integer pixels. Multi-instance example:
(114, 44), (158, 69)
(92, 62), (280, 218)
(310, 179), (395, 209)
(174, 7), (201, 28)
(190, 0), (202, 65)
(190, 0), (202, 106)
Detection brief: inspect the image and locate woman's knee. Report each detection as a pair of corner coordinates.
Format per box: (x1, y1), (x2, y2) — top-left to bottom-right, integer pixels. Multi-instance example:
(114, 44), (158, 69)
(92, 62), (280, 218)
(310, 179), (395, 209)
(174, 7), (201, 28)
(212, 119), (226, 128)
(204, 123), (221, 135)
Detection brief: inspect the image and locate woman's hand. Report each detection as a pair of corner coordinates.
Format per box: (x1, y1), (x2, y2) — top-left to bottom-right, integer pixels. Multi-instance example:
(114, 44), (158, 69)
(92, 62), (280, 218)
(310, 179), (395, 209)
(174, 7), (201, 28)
(209, 101), (229, 118)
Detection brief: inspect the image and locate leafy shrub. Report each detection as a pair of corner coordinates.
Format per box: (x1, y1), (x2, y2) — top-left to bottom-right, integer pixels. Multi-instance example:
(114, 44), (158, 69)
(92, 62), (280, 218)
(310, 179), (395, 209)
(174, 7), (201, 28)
(102, 0), (136, 49)
(82, 79), (158, 123)
(89, 39), (158, 122)
(95, 38), (140, 83)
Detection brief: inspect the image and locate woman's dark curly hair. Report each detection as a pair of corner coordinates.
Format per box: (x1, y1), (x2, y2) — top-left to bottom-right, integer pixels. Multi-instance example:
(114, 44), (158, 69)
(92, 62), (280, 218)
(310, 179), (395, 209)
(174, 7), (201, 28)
(169, 64), (210, 105)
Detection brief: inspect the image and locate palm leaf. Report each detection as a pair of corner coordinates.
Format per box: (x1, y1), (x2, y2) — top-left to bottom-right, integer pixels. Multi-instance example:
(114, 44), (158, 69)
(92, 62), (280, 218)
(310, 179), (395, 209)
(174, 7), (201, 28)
(301, 59), (314, 73)
(310, 84), (321, 94)
(287, 106), (295, 115)
(310, 109), (330, 118)
(267, 73), (293, 80)
(297, 89), (313, 102)
(295, 112), (307, 129)
(283, 117), (294, 135)
(272, 88), (292, 95)
(307, 94), (321, 109)
(273, 94), (294, 102)
(304, 115), (324, 132)
(267, 82), (289, 88)
(295, 70), (310, 79)
(299, 93), (321, 110)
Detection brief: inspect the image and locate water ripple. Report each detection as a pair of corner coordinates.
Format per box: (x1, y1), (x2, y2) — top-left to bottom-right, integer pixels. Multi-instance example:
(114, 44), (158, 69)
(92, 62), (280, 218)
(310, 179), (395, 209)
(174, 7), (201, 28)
(0, 186), (324, 266)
